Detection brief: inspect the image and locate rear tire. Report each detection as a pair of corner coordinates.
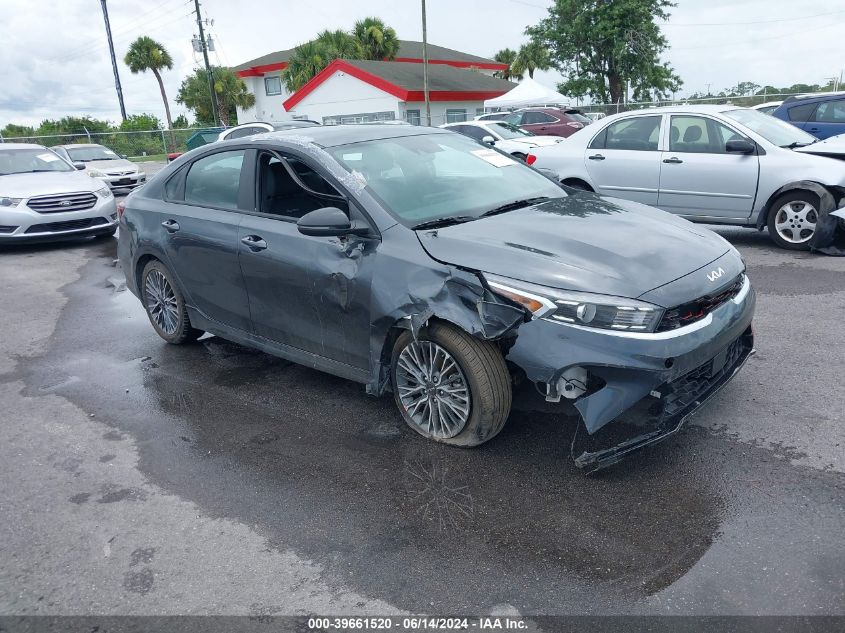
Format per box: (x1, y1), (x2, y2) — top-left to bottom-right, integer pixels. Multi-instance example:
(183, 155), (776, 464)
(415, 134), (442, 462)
(391, 322), (511, 447)
(512, 152), (527, 162)
(140, 260), (203, 344)
(767, 190), (819, 250)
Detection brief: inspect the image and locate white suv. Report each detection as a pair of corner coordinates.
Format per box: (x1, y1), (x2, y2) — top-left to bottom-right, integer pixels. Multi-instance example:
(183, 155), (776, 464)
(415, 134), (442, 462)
(0, 143), (118, 242)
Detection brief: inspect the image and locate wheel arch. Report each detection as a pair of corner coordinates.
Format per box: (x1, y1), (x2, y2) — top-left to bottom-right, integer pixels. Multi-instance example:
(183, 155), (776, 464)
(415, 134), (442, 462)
(755, 181), (839, 230)
(561, 177), (595, 192)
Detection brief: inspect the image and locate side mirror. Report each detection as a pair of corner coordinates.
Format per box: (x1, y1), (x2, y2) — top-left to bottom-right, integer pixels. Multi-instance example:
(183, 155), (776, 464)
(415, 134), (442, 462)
(120, 154), (128, 159)
(481, 135), (496, 145)
(297, 207), (370, 237)
(726, 139), (755, 154)
(73, 162), (86, 170)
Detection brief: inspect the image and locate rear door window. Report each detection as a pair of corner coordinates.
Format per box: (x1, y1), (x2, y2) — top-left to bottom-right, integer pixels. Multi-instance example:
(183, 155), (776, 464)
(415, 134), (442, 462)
(787, 102), (817, 122)
(599, 116), (661, 151)
(184, 150), (245, 210)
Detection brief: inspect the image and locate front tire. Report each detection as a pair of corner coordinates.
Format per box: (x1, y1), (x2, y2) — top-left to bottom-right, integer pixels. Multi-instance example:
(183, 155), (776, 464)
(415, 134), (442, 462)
(140, 260), (203, 344)
(391, 322), (511, 447)
(767, 191), (819, 250)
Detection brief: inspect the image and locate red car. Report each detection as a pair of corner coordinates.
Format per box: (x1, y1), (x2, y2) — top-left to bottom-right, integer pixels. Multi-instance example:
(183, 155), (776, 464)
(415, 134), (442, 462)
(506, 107), (592, 138)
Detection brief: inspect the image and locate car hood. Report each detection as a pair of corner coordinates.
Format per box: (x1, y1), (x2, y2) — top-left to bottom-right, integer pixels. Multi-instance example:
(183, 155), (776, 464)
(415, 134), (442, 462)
(793, 135), (845, 159)
(84, 158), (139, 172)
(415, 194), (731, 302)
(509, 136), (563, 148)
(0, 171), (102, 198)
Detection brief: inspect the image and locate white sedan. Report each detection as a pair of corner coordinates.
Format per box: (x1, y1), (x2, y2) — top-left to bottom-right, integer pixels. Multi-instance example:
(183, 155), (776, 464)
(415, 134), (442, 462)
(527, 104), (845, 249)
(440, 120), (563, 160)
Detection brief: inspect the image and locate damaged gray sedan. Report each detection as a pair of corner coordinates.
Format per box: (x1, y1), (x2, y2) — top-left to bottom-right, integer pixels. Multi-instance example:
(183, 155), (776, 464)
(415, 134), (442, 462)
(118, 125), (755, 470)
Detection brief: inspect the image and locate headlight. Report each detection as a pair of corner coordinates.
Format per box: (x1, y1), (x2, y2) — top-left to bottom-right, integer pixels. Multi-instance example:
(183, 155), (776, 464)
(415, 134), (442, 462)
(95, 186), (112, 198)
(87, 168), (105, 177)
(0, 197), (22, 207)
(485, 274), (664, 332)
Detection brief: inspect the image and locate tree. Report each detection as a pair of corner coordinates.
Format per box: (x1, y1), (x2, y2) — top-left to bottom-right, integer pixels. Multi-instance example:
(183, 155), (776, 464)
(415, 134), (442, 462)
(119, 113), (162, 131)
(526, 0), (682, 104)
(176, 67), (255, 127)
(124, 36), (176, 148)
(352, 17), (400, 60)
(512, 41), (551, 80)
(282, 18), (401, 92)
(283, 40), (332, 93)
(493, 48), (521, 81)
(172, 114), (190, 129)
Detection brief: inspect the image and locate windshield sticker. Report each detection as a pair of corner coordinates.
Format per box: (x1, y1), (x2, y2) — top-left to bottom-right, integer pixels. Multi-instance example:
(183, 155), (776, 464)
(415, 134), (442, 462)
(471, 149), (517, 167)
(38, 153), (61, 162)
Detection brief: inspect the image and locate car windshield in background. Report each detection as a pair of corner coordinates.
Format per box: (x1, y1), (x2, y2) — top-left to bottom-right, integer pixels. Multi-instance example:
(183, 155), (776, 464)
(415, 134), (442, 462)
(566, 110), (593, 124)
(724, 108), (818, 147)
(66, 146), (120, 161)
(0, 148), (74, 175)
(272, 121), (320, 130)
(328, 133), (565, 226)
(489, 122), (533, 139)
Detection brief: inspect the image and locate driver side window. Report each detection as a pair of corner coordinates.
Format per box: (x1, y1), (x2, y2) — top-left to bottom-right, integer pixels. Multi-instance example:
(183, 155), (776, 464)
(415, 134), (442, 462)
(257, 152), (347, 219)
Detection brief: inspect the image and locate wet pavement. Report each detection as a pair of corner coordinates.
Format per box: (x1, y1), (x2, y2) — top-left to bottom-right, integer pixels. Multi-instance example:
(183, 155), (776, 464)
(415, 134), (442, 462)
(0, 226), (843, 617)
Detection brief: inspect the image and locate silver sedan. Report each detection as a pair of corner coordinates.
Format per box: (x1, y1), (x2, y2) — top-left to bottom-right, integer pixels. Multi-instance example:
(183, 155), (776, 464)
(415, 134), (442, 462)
(528, 105), (845, 249)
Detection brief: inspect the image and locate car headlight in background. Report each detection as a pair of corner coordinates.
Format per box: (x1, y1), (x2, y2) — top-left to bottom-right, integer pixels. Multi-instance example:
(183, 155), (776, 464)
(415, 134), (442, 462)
(95, 186), (112, 198)
(87, 168), (105, 177)
(0, 197), (22, 207)
(485, 274), (663, 332)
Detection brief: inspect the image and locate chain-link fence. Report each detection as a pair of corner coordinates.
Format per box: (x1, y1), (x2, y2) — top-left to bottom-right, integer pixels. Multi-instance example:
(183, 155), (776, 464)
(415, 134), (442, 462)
(0, 128), (212, 159)
(576, 92), (804, 119)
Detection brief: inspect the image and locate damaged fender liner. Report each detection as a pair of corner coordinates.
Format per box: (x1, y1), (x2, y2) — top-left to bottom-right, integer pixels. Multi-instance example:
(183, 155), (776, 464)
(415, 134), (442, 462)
(574, 327), (755, 472)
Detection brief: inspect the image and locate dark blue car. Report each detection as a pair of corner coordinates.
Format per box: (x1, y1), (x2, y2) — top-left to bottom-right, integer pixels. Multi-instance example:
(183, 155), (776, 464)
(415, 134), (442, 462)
(772, 93), (845, 140)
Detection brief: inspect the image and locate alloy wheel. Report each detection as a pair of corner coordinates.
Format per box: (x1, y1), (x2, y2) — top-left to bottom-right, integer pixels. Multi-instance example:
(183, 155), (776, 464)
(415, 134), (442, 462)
(144, 270), (180, 335)
(396, 340), (471, 439)
(774, 201), (817, 244)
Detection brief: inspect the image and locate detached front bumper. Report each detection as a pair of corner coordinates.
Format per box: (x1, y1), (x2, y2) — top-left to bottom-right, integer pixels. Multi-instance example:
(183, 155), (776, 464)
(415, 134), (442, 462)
(504, 275), (756, 470)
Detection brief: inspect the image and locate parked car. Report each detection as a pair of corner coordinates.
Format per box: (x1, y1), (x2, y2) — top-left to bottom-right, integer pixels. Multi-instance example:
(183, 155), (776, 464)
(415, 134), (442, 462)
(218, 120), (321, 142)
(772, 92), (845, 139)
(0, 143), (117, 242)
(751, 101), (783, 115)
(528, 105), (845, 250)
(52, 143), (146, 192)
(440, 120), (563, 159)
(506, 107), (592, 138)
(118, 125), (754, 470)
(475, 112), (512, 122)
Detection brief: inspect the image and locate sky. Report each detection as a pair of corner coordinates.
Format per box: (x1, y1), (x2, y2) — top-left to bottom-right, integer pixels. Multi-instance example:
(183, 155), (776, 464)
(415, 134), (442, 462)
(2, 0), (843, 129)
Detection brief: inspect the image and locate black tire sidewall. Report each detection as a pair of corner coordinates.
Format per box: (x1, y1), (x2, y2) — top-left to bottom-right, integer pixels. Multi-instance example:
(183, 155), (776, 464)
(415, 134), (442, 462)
(390, 323), (510, 447)
(140, 261), (195, 344)
(767, 190), (820, 251)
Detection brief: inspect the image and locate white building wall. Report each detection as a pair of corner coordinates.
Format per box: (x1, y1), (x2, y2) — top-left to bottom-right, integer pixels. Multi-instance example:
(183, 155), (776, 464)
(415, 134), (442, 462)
(236, 74), (294, 124)
(286, 70), (402, 123)
(401, 100), (488, 126)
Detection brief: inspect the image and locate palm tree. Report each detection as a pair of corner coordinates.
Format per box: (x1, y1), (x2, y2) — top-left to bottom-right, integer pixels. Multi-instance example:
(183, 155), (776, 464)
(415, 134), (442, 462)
(212, 69), (256, 126)
(493, 48), (522, 81)
(316, 29), (359, 59)
(124, 36), (175, 147)
(283, 40), (330, 93)
(512, 41), (551, 80)
(352, 17), (400, 60)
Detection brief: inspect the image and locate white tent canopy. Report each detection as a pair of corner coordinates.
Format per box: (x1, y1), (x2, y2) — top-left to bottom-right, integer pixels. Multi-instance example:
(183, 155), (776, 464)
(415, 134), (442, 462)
(484, 78), (571, 110)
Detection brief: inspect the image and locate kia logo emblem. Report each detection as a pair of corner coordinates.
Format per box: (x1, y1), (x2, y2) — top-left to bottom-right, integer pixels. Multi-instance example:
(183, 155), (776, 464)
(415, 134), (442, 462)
(707, 267), (725, 282)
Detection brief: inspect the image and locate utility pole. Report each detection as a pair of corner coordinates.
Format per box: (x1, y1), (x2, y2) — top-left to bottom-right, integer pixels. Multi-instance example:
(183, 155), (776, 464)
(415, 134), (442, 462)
(421, 0), (431, 127)
(100, 0), (127, 121)
(193, 0), (220, 126)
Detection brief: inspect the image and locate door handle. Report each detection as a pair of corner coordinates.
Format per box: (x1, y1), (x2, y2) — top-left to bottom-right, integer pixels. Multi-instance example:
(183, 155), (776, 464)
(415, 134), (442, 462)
(663, 157), (684, 164)
(161, 219), (180, 232)
(240, 235), (267, 251)
(588, 154), (605, 160)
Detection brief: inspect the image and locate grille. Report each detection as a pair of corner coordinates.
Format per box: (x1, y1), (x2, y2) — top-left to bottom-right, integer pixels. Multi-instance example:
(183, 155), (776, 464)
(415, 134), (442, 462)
(27, 192), (98, 214)
(0, 225), (17, 234)
(24, 217), (108, 234)
(106, 170), (135, 177)
(661, 333), (752, 419)
(657, 275), (744, 332)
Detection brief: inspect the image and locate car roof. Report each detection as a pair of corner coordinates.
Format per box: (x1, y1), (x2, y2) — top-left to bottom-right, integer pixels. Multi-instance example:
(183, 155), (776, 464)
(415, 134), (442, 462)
(783, 91), (845, 102)
(0, 142), (47, 150)
(250, 124), (451, 148)
(53, 143), (104, 149)
(605, 104), (740, 116)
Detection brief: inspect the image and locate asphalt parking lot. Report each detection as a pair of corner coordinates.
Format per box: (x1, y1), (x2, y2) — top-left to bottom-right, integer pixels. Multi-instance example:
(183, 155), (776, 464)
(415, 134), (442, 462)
(0, 213), (843, 618)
